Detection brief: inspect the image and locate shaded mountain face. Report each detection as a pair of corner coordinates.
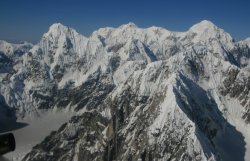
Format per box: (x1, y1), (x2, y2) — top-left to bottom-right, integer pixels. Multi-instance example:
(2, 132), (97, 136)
(0, 41), (33, 127)
(1, 20), (250, 161)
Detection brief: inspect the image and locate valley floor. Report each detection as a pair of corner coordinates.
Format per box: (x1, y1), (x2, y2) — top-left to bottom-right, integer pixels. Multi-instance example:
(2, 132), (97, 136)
(232, 119), (250, 161)
(3, 111), (74, 161)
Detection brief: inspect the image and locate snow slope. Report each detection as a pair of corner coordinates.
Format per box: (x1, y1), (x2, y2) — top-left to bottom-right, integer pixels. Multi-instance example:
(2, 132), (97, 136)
(1, 20), (250, 161)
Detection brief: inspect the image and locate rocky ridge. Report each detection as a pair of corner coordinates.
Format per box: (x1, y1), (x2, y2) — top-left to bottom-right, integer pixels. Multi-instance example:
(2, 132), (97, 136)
(0, 20), (250, 161)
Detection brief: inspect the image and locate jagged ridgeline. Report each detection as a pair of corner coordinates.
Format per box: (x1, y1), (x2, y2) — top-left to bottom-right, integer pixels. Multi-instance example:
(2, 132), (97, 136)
(1, 20), (250, 161)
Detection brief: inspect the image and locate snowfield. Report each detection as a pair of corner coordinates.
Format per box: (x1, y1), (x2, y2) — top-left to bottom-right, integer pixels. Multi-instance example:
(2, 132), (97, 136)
(3, 111), (74, 161)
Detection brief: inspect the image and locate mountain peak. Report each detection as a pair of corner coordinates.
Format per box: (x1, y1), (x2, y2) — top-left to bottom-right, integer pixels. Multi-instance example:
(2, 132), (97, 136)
(245, 37), (250, 42)
(119, 22), (138, 29)
(46, 23), (69, 36)
(49, 23), (68, 30)
(196, 20), (215, 26)
(189, 20), (218, 33)
(188, 20), (234, 49)
(239, 37), (250, 47)
(42, 23), (81, 41)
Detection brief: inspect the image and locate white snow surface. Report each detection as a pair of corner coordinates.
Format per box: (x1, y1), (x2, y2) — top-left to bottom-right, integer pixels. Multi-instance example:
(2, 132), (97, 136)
(3, 111), (74, 161)
(1, 20), (250, 161)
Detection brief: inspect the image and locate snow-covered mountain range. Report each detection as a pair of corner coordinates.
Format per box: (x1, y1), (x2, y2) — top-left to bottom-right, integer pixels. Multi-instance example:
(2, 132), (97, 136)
(1, 20), (250, 161)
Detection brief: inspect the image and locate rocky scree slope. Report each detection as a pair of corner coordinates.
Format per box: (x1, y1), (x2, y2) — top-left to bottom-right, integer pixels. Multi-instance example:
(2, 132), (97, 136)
(1, 20), (250, 161)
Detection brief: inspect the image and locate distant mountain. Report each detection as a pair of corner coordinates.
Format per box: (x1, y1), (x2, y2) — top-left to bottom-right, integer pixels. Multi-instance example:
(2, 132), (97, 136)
(1, 20), (250, 161)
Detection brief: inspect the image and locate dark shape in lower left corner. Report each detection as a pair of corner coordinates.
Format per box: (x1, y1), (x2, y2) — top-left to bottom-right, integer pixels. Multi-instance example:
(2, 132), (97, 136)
(0, 133), (16, 155)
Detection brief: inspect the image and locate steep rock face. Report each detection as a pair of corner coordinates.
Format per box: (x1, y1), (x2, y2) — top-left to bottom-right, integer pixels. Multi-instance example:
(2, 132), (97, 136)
(1, 20), (250, 161)
(0, 40), (33, 75)
(219, 66), (250, 123)
(0, 40), (33, 123)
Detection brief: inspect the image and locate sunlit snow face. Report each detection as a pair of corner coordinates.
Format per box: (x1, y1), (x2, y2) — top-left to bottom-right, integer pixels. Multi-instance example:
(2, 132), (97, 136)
(1, 20), (250, 161)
